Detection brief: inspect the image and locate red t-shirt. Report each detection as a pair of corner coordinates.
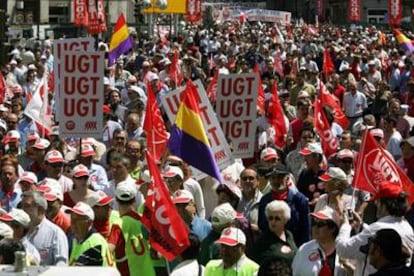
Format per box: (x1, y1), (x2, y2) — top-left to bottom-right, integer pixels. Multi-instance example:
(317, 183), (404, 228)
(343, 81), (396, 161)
(51, 210), (71, 234)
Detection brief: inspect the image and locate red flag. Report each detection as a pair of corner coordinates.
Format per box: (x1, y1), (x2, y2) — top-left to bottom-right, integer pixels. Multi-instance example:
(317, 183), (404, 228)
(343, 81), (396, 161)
(322, 48), (335, 77)
(143, 84), (168, 162)
(0, 71), (6, 104)
(169, 50), (184, 87)
(349, 0), (361, 22)
(185, 0), (202, 22)
(253, 63), (265, 113)
(87, 0), (107, 35)
(206, 69), (219, 103)
(267, 82), (287, 149)
(73, 0), (89, 26)
(353, 130), (414, 204)
(388, 0), (402, 27)
(314, 98), (338, 157)
(141, 151), (190, 260)
(273, 52), (284, 78)
(47, 71), (55, 94)
(209, 53), (215, 71)
(319, 81), (349, 129)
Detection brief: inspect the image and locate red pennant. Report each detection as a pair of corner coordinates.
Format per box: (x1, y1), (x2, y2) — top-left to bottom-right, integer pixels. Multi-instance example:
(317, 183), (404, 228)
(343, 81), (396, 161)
(169, 50), (184, 87)
(319, 81), (349, 129)
(273, 52), (284, 77)
(87, 0), (107, 35)
(314, 98), (338, 157)
(322, 48), (335, 77)
(353, 130), (414, 205)
(267, 82), (287, 149)
(253, 63), (265, 113)
(141, 151), (190, 261)
(74, 0), (89, 27)
(143, 83), (168, 163)
(206, 69), (219, 103)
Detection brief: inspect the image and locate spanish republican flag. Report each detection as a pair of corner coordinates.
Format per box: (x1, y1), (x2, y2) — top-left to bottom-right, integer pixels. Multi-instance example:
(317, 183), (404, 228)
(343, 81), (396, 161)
(108, 13), (134, 66)
(393, 29), (414, 54)
(168, 80), (222, 182)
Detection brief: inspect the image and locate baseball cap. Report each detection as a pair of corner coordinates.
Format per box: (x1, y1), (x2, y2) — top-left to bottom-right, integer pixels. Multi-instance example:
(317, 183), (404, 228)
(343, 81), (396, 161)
(115, 180), (137, 201)
(128, 85), (141, 95)
(310, 206), (341, 227)
(172, 190), (194, 204)
(0, 222), (13, 238)
(32, 138), (50, 150)
(43, 185), (64, 201)
(26, 132), (40, 142)
(19, 171), (38, 185)
(216, 183), (242, 200)
(260, 147), (279, 161)
(36, 178), (62, 193)
(211, 203), (236, 228)
(368, 60), (375, 66)
(79, 143), (95, 157)
(371, 181), (404, 201)
(368, 229), (407, 262)
(337, 149), (354, 160)
(4, 130), (21, 143)
(149, 73), (159, 82)
(319, 167), (347, 182)
(72, 164), (90, 178)
(370, 128), (384, 139)
(65, 202), (95, 221)
(215, 227), (246, 246)
(163, 166), (184, 179)
(265, 164), (290, 177)
(300, 142), (323, 155)
(45, 150), (65, 163)
(87, 191), (113, 207)
(0, 208), (31, 228)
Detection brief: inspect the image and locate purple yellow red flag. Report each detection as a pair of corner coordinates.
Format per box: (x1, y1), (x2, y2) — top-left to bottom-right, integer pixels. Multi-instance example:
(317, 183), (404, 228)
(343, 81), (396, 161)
(108, 13), (134, 66)
(393, 29), (414, 54)
(168, 80), (222, 182)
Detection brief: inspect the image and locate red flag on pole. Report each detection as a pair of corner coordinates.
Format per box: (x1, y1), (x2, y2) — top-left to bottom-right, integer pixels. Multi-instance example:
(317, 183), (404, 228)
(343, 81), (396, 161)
(206, 69), (219, 103)
(352, 130), (414, 204)
(143, 83), (168, 163)
(314, 98), (338, 157)
(169, 50), (184, 87)
(266, 82), (287, 149)
(73, 0), (89, 26)
(319, 81), (349, 129)
(141, 151), (190, 260)
(253, 62), (265, 113)
(0, 71), (6, 104)
(322, 48), (335, 77)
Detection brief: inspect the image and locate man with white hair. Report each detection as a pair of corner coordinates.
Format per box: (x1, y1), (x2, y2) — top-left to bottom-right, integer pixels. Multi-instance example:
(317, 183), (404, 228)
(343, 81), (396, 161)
(21, 191), (68, 265)
(343, 80), (367, 129)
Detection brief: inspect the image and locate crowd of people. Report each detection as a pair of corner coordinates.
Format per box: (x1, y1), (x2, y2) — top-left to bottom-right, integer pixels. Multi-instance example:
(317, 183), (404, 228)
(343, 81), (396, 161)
(0, 19), (414, 276)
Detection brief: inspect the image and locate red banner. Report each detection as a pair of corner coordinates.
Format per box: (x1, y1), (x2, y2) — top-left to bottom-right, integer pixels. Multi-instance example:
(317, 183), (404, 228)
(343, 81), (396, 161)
(316, 0), (325, 21)
(169, 50), (184, 87)
(73, 0), (88, 26)
(314, 98), (338, 158)
(353, 130), (414, 204)
(319, 81), (349, 129)
(388, 0), (402, 27)
(349, 0), (361, 22)
(87, 0), (107, 35)
(185, 0), (202, 22)
(267, 82), (287, 149)
(141, 152), (190, 261)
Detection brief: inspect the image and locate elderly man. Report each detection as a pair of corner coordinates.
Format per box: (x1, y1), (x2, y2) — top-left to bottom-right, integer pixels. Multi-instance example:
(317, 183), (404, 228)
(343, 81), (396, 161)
(342, 80), (367, 129)
(21, 191), (68, 265)
(66, 202), (113, 266)
(204, 227), (259, 275)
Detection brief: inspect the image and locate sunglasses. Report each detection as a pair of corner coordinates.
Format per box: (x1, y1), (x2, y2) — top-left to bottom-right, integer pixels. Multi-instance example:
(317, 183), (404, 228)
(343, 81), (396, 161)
(268, 216), (282, 221)
(312, 219), (329, 228)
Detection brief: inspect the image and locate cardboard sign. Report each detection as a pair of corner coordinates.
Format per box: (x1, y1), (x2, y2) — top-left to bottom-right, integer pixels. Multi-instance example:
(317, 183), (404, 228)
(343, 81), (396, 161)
(53, 38), (95, 123)
(58, 51), (104, 138)
(216, 73), (258, 159)
(161, 80), (234, 177)
(245, 9), (291, 25)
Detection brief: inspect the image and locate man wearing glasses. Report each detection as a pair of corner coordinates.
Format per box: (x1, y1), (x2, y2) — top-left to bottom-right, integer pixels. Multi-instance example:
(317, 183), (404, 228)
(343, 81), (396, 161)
(44, 150), (73, 193)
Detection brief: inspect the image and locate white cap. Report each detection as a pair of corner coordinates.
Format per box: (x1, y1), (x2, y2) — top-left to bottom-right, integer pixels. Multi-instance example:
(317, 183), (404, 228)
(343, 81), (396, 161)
(172, 190), (194, 204)
(299, 142), (323, 155)
(319, 167), (347, 182)
(116, 180), (137, 201)
(149, 73), (159, 82)
(260, 147), (279, 161)
(215, 227), (246, 246)
(163, 166), (184, 179)
(32, 138), (50, 150)
(72, 164), (90, 178)
(370, 128), (384, 139)
(36, 178), (62, 194)
(0, 222), (13, 238)
(43, 185), (64, 201)
(211, 203), (236, 228)
(310, 206), (341, 227)
(337, 149), (354, 160)
(19, 171), (38, 185)
(87, 191), (113, 207)
(65, 202), (95, 221)
(45, 150), (65, 163)
(0, 208), (31, 228)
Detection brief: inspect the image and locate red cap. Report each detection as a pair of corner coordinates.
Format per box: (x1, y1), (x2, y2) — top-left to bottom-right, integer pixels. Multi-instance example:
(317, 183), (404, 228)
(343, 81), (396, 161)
(371, 181), (403, 201)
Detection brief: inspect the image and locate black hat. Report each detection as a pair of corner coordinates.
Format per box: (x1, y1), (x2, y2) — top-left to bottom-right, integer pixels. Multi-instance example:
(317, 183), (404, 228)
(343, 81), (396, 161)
(266, 164), (290, 177)
(368, 229), (408, 262)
